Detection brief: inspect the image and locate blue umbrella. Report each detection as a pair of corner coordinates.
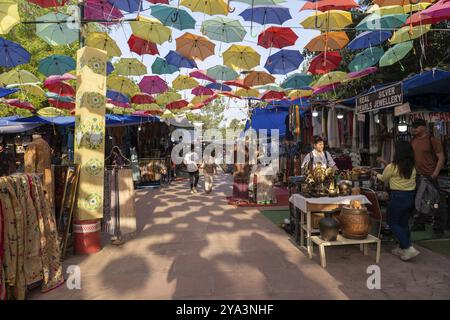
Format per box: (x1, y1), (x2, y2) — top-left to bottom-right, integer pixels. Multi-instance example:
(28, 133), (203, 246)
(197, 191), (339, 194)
(107, 90), (130, 103)
(0, 37), (31, 68)
(38, 55), (76, 76)
(239, 6), (292, 25)
(0, 87), (18, 98)
(152, 57), (180, 75)
(107, 61), (114, 75)
(265, 50), (304, 75)
(347, 31), (392, 50)
(165, 51), (198, 69)
(107, 0), (142, 13)
(206, 83), (232, 92)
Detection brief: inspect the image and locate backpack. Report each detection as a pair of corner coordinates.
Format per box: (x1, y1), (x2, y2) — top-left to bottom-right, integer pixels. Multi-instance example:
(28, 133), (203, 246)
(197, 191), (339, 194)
(308, 150), (331, 172)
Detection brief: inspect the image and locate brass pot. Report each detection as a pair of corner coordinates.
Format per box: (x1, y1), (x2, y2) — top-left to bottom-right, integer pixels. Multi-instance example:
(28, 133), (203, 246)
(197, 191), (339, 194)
(338, 206), (371, 240)
(338, 180), (352, 196)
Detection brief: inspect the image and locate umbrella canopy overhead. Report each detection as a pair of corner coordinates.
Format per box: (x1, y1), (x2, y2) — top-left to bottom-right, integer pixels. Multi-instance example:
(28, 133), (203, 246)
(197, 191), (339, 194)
(131, 93), (156, 104)
(206, 82), (232, 91)
(300, 10), (353, 31)
(261, 90), (286, 100)
(180, 0), (230, 16)
(379, 41), (414, 67)
(239, 6), (292, 25)
(0, 70), (39, 85)
(349, 47), (385, 72)
(207, 65), (239, 81)
(301, 0), (359, 12)
(166, 99), (189, 110)
(130, 16), (172, 44)
(288, 88), (313, 99)
(45, 80), (75, 96)
(107, 90), (130, 103)
(0, 0), (20, 35)
(315, 71), (348, 87)
(0, 37), (30, 67)
(115, 58), (147, 76)
(235, 88), (260, 97)
(156, 92), (182, 104)
(347, 30), (392, 50)
(201, 17), (246, 43)
(128, 35), (159, 56)
(390, 24), (431, 44)
(281, 73), (313, 89)
(165, 50), (198, 69)
(0, 86), (18, 98)
(139, 75), (169, 95)
(234, 0), (286, 5)
(308, 51), (342, 75)
(151, 5), (196, 30)
(223, 45), (261, 70)
(264, 49), (304, 75)
(374, 0), (433, 6)
(86, 32), (122, 57)
(189, 70), (216, 82)
(192, 86), (214, 96)
(36, 12), (78, 46)
(243, 71), (275, 87)
(407, 0), (450, 26)
(5, 99), (36, 112)
(38, 54), (76, 76)
(28, 0), (67, 8)
(107, 75), (140, 96)
(253, 83), (284, 92)
(172, 75), (199, 90)
(176, 32), (216, 61)
(356, 13), (408, 31)
(223, 79), (251, 89)
(107, 0), (143, 13)
(152, 57), (180, 75)
(347, 67), (378, 81)
(7, 83), (45, 97)
(305, 31), (349, 52)
(258, 27), (298, 49)
(85, 0), (123, 24)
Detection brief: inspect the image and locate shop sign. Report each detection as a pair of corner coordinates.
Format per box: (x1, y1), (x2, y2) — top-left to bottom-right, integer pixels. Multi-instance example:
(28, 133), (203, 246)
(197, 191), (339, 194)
(408, 112), (450, 123)
(394, 102), (411, 116)
(356, 83), (403, 114)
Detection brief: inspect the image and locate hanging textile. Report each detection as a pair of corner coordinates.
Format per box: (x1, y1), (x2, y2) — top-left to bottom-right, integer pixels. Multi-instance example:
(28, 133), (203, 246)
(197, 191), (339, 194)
(352, 112), (358, 151)
(327, 107), (339, 148)
(312, 112), (322, 137)
(321, 108), (327, 140)
(369, 113), (378, 154)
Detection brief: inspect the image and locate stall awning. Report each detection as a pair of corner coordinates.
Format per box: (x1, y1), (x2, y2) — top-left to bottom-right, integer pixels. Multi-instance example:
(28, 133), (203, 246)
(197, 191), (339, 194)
(0, 116), (42, 134)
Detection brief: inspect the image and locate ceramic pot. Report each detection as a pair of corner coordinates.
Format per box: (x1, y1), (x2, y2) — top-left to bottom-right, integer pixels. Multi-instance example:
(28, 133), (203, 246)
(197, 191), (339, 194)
(339, 206), (371, 240)
(319, 212), (340, 241)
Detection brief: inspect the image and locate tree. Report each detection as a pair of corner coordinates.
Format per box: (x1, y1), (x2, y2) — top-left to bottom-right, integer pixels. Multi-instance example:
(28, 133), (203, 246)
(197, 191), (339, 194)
(185, 98), (226, 130)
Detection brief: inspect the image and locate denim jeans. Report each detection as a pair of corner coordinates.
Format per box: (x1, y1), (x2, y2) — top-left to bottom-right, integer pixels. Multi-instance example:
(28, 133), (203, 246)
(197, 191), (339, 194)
(388, 190), (415, 249)
(189, 171), (199, 189)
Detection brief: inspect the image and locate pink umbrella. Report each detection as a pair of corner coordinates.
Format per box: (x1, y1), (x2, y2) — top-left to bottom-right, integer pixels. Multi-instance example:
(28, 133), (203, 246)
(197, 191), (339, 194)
(348, 67), (378, 80)
(131, 93), (156, 104)
(313, 84), (340, 95)
(189, 70), (216, 83)
(48, 99), (75, 110)
(44, 80), (75, 96)
(192, 86), (214, 96)
(223, 79), (251, 90)
(5, 99), (36, 112)
(85, 0), (123, 25)
(107, 99), (130, 108)
(45, 73), (76, 85)
(407, 0), (450, 26)
(139, 76), (168, 95)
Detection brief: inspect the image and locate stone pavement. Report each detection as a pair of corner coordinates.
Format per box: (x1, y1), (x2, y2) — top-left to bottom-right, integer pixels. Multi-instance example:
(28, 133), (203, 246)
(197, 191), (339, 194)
(29, 173), (450, 300)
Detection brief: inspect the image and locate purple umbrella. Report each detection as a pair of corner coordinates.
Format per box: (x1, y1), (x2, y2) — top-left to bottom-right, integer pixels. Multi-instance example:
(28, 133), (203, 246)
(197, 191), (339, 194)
(107, 99), (131, 108)
(85, 0), (123, 25)
(139, 76), (168, 95)
(46, 73), (76, 85)
(189, 70), (216, 83)
(313, 84), (340, 95)
(165, 51), (198, 69)
(206, 82), (232, 92)
(192, 86), (214, 96)
(348, 67), (378, 80)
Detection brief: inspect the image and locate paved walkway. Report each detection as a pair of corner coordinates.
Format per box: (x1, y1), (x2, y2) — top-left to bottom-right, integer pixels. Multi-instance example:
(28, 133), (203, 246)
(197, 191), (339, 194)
(30, 173), (450, 300)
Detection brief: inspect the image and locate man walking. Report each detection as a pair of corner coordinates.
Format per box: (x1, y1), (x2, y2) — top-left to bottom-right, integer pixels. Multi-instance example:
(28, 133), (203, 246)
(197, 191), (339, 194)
(410, 119), (445, 236)
(184, 144), (200, 194)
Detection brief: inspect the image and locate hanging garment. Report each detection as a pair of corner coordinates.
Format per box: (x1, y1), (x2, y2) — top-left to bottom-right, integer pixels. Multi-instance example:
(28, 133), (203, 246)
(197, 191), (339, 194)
(327, 107), (339, 148)
(369, 113), (378, 154)
(352, 112), (358, 151)
(321, 109), (327, 140)
(312, 112), (322, 137)
(130, 148), (140, 182)
(0, 195), (5, 300)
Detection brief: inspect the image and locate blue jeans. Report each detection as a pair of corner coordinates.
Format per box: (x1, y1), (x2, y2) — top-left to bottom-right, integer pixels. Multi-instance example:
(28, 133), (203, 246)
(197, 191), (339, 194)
(388, 190), (415, 249)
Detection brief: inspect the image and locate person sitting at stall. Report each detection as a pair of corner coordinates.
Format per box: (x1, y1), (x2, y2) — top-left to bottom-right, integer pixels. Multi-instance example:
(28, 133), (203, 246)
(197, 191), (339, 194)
(374, 141), (419, 261)
(301, 135), (338, 173)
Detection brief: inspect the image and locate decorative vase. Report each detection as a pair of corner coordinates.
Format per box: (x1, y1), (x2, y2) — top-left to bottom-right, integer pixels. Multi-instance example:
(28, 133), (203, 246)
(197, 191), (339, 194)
(339, 205), (371, 240)
(319, 211), (340, 241)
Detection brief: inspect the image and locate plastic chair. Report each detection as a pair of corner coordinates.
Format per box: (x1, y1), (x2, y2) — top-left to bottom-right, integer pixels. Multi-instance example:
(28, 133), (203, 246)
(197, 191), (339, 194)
(361, 188), (383, 239)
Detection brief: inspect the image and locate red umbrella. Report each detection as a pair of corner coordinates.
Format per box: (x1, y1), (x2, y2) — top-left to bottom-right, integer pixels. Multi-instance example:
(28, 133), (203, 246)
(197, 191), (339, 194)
(28, 0), (67, 8)
(407, 0), (450, 26)
(258, 27), (298, 49)
(107, 99), (130, 108)
(223, 79), (251, 90)
(48, 99), (75, 110)
(5, 99), (36, 112)
(308, 52), (342, 75)
(203, 94), (218, 104)
(131, 93), (156, 104)
(139, 76), (168, 95)
(133, 110), (162, 116)
(45, 81), (75, 96)
(46, 73), (76, 84)
(167, 99), (189, 110)
(189, 70), (216, 83)
(128, 35), (159, 56)
(261, 90), (286, 101)
(301, 0), (359, 12)
(192, 86), (214, 96)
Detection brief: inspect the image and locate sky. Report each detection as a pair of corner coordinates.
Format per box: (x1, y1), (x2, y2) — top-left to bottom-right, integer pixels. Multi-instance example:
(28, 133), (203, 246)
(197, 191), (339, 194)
(109, 0), (321, 126)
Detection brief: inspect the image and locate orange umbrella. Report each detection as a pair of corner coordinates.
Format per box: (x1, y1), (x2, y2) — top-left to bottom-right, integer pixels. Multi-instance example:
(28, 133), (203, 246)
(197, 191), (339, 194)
(305, 31), (349, 52)
(176, 32), (216, 61)
(243, 71), (275, 87)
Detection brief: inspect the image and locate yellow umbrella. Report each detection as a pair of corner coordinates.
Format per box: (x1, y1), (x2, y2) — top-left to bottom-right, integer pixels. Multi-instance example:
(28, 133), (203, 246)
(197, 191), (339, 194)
(0, 70), (40, 85)
(156, 92), (182, 105)
(390, 24), (431, 44)
(107, 76), (139, 96)
(235, 88), (259, 97)
(180, 0), (229, 16)
(37, 107), (67, 117)
(403, 2), (432, 13)
(7, 83), (45, 97)
(133, 103), (162, 112)
(300, 10), (353, 31)
(86, 32), (122, 57)
(315, 71), (348, 87)
(288, 89), (313, 99)
(130, 16), (171, 45)
(0, 0), (19, 35)
(305, 32), (349, 52)
(115, 58), (147, 76)
(172, 75), (199, 90)
(223, 45), (261, 70)
(243, 71), (275, 87)
(373, 0), (432, 7)
(161, 109), (175, 119)
(176, 32), (216, 61)
(191, 95), (210, 105)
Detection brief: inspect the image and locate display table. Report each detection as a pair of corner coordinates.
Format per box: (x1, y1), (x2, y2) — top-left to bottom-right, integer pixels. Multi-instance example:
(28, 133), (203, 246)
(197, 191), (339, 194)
(289, 193), (372, 258)
(311, 235), (381, 268)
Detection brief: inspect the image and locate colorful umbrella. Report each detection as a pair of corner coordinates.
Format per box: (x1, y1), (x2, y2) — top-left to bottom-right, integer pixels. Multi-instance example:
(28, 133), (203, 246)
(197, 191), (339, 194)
(131, 93), (156, 104)
(45, 92), (74, 102)
(264, 49), (304, 75)
(36, 12), (78, 46)
(201, 17), (246, 43)
(253, 84), (284, 92)
(152, 57), (180, 75)
(5, 99), (35, 112)
(207, 65), (238, 81)
(180, 0), (230, 16)
(133, 103), (163, 114)
(313, 84), (339, 95)
(130, 16), (172, 44)
(261, 90), (286, 100)
(151, 5), (196, 30)
(301, 0), (359, 12)
(223, 45), (261, 70)
(107, 99), (130, 109)
(407, 0), (450, 26)
(239, 6), (292, 25)
(356, 13), (408, 31)
(107, 61), (114, 75)
(390, 24), (431, 44)
(281, 73), (313, 89)
(107, 76), (140, 96)
(139, 76), (169, 95)
(107, 90), (130, 103)
(347, 30), (392, 50)
(223, 79), (251, 89)
(243, 71), (275, 87)
(46, 73), (76, 84)
(191, 95), (212, 105)
(85, 0), (123, 24)
(115, 58), (147, 76)
(86, 32), (122, 57)
(37, 107), (67, 117)
(258, 27), (298, 49)
(7, 83), (45, 97)
(172, 75), (199, 90)
(0, 87), (18, 98)
(189, 70), (216, 83)
(156, 92), (182, 104)
(348, 47), (385, 72)
(28, 0), (67, 8)
(192, 86), (214, 96)
(300, 10), (353, 31)
(346, 67), (378, 81)
(367, 3), (431, 15)
(217, 91), (242, 99)
(176, 32), (216, 61)
(0, 0), (20, 34)
(48, 99), (75, 110)
(128, 35), (159, 56)
(234, 0), (286, 4)
(167, 99), (189, 110)
(305, 32), (349, 52)
(45, 80), (75, 96)
(161, 109), (175, 120)
(374, 0), (433, 6)
(288, 88), (314, 99)
(315, 71), (348, 87)
(0, 70), (39, 85)
(107, 0), (143, 13)
(38, 54), (75, 76)
(235, 88), (259, 97)
(0, 37), (30, 67)
(206, 82), (232, 92)
(308, 51), (342, 75)
(379, 41), (414, 68)
(165, 50), (198, 69)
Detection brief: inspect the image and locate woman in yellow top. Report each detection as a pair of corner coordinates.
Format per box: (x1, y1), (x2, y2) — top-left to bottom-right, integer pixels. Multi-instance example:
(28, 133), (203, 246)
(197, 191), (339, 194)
(376, 141), (419, 261)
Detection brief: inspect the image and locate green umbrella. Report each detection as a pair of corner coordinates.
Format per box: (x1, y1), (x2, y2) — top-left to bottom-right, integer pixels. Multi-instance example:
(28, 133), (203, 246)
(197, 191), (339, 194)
(152, 57), (179, 75)
(38, 54), (76, 76)
(349, 47), (384, 72)
(281, 73), (313, 89)
(201, 17), (246, 43)
(206, 65), (239, 81)
(356, 14), (408, 31)
(379, 41), (414, 68)
(115, 58), (147, 76)
(0, 69), (39, 85)
(151, 5), (196, 30)
(36, 12), (78, 46)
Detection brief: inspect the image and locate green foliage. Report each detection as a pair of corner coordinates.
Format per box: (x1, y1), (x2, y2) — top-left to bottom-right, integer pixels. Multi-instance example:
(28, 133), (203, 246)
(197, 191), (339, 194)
(185, 98), (226, 130)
